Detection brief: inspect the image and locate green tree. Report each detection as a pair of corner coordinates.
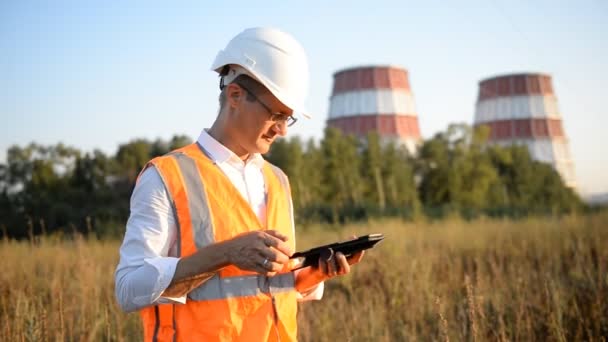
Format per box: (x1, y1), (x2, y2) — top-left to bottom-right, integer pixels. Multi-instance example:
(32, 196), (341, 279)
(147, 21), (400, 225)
(417, 132), (451, 209)
(360, 132), (385, 211)
(320, 128), (364, 222)
(115, 139), (152, 183)
(381, 141), (420, 216)
(488, 144), (581, 215)
(451, 125), (499, 213)
(299, 138), (323, 209)
(418, 124), (501, 217)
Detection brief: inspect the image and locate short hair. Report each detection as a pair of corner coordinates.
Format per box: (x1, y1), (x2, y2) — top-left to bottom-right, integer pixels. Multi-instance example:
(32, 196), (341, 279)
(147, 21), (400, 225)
(218, 74), (266, 110)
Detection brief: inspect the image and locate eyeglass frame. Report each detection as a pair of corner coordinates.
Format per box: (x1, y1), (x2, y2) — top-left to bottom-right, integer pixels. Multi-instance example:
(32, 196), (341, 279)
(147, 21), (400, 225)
(234, 82), (298, 127)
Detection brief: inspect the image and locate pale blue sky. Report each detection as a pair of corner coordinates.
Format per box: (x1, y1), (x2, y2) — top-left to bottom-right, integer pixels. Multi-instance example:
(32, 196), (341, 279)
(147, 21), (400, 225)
(2, 1), (607, 195)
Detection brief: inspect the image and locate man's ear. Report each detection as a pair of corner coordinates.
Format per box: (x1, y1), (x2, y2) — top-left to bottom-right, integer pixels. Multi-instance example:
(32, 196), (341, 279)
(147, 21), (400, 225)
(225, 83), (243, 109)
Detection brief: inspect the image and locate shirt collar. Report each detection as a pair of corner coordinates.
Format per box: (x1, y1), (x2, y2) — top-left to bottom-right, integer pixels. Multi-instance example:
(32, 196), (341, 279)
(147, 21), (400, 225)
(197, 130), (265, 168)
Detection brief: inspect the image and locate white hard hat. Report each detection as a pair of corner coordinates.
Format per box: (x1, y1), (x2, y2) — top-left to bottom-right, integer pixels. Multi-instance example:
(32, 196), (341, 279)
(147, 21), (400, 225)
(211, 27), (311, 118)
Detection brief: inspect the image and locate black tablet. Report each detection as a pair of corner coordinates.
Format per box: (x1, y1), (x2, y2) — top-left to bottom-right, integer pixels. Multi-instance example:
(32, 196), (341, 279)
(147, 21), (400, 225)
(291, 233), (384, 270)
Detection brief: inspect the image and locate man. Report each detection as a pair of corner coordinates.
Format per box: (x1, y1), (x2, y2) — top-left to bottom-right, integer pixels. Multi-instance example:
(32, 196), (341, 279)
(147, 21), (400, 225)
(114, 27), (364, 341)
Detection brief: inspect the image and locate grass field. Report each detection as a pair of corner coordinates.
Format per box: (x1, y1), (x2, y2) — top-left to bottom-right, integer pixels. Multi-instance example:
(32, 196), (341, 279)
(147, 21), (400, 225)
(1, 212), (607, 341)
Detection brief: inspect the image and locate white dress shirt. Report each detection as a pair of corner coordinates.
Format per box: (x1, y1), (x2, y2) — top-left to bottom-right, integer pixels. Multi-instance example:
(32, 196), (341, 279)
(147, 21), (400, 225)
(115, 130), (323, 312)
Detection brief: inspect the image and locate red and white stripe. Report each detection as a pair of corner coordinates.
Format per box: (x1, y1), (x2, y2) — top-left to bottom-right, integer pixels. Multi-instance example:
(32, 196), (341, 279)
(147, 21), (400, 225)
(327, 66), (421, 154)
(474, 73), (576, 188)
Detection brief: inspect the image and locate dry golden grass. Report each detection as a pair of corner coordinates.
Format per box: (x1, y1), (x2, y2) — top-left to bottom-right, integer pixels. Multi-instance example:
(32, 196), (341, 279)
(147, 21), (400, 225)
(1, 212), (607, 341)
(0, 236), (141, 341)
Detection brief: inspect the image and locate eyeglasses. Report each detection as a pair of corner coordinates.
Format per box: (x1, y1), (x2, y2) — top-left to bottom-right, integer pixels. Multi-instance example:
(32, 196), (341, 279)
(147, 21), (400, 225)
(235, 82), (298, 127)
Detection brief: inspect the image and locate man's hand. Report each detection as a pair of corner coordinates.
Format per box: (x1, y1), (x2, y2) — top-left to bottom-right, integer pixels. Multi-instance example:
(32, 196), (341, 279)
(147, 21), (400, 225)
(225, 230), (293, 276)
(294, 236), (365, 293)
(316, 248), (364, 278)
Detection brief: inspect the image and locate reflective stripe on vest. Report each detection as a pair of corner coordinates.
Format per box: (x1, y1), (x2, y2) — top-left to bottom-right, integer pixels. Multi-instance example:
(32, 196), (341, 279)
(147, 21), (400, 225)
(169, 152), (215, 249)
(189, 272), (295, 301)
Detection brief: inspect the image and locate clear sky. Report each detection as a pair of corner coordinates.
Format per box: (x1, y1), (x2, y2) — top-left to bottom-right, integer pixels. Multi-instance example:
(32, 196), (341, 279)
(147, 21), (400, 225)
(2, 0), (607, 195)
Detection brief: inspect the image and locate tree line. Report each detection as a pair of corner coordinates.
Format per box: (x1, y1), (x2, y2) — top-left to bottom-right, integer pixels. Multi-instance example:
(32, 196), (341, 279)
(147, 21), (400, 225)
(0, 124), (582, 239)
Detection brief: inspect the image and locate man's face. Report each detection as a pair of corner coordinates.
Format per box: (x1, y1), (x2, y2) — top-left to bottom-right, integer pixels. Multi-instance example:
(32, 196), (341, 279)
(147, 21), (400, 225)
(225, 82), (294, 155)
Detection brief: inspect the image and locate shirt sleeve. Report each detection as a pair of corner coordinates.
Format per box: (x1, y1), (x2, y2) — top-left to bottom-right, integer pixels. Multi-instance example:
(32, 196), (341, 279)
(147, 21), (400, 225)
(114, 167), (186, 312)
(294, 270), (324, 302)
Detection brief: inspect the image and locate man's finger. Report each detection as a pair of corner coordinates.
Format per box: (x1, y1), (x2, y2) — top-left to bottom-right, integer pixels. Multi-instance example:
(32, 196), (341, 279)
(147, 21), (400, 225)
(335, 252), (350, 275)
(263, 234), (293, 257)
(347, 250), (365, 265)
(265, 230), (289, 242)
(317, 256), (328, 274)
(260, 249), (290, 264)
(324, 259), (334, 276)
(323, 249), (337, 277)
(258, 255), (282, 274)
(264, 260), (283, 273)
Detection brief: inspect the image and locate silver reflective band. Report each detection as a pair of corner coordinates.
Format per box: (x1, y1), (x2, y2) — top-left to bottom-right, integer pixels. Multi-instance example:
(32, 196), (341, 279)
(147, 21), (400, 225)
(170, 152), (215, 250)
(189, 273), (295, 301)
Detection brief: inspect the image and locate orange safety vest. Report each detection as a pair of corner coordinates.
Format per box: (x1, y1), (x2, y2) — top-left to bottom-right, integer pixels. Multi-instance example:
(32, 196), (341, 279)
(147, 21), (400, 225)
(138, 143), (298, 342)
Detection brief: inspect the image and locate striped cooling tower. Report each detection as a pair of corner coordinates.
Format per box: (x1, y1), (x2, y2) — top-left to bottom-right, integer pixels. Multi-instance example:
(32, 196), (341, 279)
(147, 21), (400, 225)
(474, 73), (576, 188)
(327, 66), (421, 155)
